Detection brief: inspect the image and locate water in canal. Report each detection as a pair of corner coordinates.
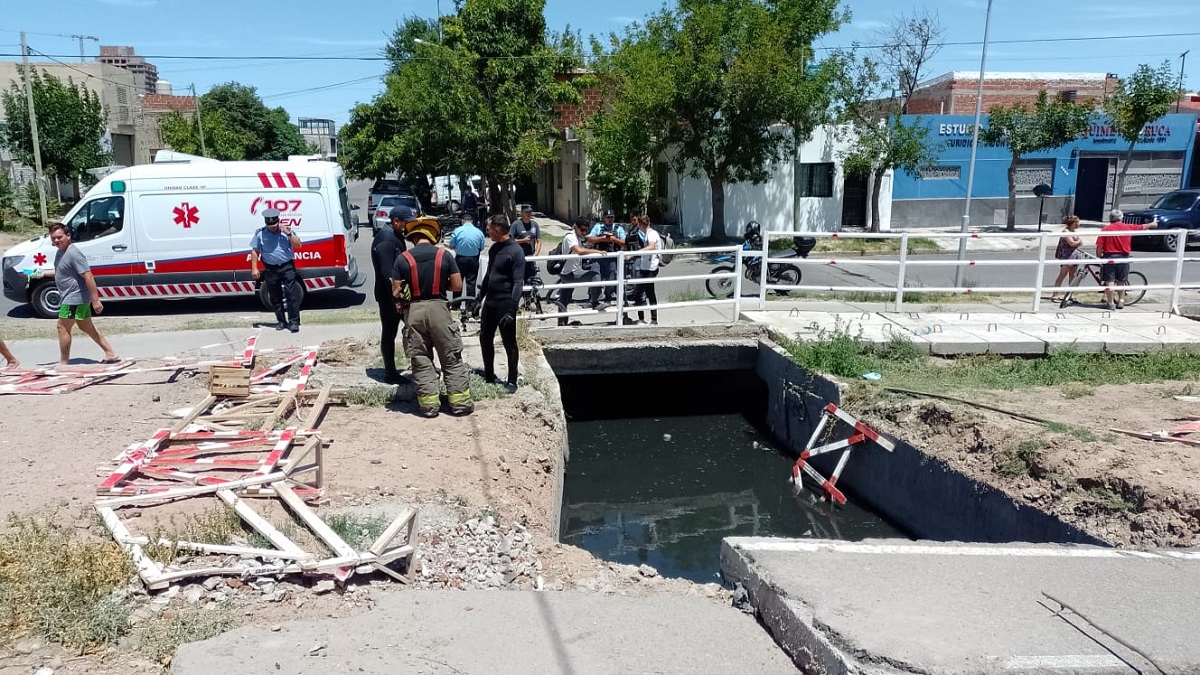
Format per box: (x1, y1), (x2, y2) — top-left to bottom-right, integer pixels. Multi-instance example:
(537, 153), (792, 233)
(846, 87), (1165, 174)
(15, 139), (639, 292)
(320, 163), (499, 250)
(559, 371), (906, 584)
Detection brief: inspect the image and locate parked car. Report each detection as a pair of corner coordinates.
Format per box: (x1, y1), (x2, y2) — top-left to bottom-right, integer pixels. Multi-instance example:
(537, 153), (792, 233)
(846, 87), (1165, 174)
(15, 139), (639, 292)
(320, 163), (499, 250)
(366, 179), (407, 220)
(1126, 189), (1200, 252)
(372, 195), (423, 232)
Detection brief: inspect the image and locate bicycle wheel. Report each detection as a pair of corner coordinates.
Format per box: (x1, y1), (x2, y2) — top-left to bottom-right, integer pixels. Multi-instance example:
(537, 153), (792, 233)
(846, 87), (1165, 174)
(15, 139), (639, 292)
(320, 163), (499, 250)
(706, 266), (736, 298)
(448, 296), (478, 333)
(1123, 271), (1148, 306)
(1062, 265), (1105, 308)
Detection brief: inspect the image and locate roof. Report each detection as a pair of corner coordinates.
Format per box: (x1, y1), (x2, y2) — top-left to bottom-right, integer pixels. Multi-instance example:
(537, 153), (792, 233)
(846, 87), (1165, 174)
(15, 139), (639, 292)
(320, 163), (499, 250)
(914, 71), (1111, 91)
(140, 94), (197, 111)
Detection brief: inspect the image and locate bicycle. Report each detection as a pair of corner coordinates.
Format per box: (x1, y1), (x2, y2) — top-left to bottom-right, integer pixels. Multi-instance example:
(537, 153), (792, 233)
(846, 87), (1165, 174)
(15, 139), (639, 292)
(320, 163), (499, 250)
(1057, 251), (1147, 309)
(447, 276), (568, 331)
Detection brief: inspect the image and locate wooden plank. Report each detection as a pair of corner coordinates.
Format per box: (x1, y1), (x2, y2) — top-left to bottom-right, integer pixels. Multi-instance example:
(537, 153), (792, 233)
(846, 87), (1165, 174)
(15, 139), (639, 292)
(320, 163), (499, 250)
(95, 471), (289, 508)
(300, 385), (333, 428)
(273, 483), (357, 559)
(216, 489), (310, 558)
(97, 429), (171, 493)
(158, 538), (310, 560)
(1110, 428), (1200, 447)
(171, 395), (217, 433)
(263, 392), (297, 430)
(96, 505), (166, 585)
(210, 365), (251, 397)
(368, 507), (417, 555)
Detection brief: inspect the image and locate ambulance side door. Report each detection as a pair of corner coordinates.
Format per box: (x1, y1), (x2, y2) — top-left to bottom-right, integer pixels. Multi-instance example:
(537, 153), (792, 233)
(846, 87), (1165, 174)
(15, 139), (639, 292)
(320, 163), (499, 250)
(132, 176), (234, 287)
(64, 194), (137, 290)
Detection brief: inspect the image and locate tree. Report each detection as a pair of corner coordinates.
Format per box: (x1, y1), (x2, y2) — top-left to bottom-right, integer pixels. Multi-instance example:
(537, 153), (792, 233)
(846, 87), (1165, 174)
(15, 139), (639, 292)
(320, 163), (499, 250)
(876, 8), (944, 114)
(980, 91), (1091, 231)
(1105, 62), (1179, 210)
(158, 83), (307, 161)
(342, 1), (588, 216)
(0, 66), (108, 201)
(592, 0), (845, 241)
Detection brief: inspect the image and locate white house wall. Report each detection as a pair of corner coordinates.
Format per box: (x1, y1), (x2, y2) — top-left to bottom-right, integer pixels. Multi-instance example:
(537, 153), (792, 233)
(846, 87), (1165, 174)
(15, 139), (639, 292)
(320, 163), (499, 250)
(666, 125), (892, 239)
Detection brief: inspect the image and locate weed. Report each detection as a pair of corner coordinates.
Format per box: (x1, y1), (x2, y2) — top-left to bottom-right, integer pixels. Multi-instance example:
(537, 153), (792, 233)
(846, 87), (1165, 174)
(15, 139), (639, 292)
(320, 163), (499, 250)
(245, 514), (303, 551)
(516, 319), (539, 353)
(1060, 383), (1095, 399)
(136, 609), (235, 665)
(1087, 487), (1136, 511)
(994, 440), (1045, 478)
(668, 289), (710, 303)
(345, 385), (396, 407)
(470, 372), (511, 400)
(806, 237), (940, 255)
(326, 513), (391, 548)
(144, 507), (244, 563)
(1043, 422), (1099, 443)
(0, 514), (134, 651)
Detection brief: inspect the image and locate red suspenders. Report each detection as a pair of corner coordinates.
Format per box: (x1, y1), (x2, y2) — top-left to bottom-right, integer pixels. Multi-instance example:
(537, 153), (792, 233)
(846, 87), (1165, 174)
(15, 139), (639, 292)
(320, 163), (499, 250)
(401, 248), (446, 299)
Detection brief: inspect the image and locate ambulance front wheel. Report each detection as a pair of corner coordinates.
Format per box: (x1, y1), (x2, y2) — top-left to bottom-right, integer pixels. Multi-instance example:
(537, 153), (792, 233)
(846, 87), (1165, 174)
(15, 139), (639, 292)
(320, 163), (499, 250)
(256, 280), (307, 311)
(31, 281), (61, 319)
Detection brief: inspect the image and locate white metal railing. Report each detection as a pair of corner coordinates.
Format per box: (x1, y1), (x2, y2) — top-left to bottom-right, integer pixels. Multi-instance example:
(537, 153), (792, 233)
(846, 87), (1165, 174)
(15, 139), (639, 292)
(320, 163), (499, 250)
(759, 227), (1196, 314)
(499, 227), (1196, 324)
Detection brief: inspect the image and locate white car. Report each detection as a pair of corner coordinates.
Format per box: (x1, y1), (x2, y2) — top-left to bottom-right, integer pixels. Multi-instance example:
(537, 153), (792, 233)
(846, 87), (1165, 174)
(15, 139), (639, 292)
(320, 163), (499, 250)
(371, 195), (423, 233)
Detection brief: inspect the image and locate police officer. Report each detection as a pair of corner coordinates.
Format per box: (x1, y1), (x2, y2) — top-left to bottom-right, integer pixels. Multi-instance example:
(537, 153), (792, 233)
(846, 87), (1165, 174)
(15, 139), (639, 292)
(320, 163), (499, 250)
(446, 212), (486, 299)
(478, 214), (526, 390)
(587, 209), (626, 303)
(391, 212), (474, 418)
(371, 205), (409, 383)
(250, 207), (303, 332)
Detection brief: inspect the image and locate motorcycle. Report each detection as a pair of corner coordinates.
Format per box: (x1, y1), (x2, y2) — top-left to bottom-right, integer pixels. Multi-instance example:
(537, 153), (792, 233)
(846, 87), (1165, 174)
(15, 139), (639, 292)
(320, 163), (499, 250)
(705, 222), (815, 298)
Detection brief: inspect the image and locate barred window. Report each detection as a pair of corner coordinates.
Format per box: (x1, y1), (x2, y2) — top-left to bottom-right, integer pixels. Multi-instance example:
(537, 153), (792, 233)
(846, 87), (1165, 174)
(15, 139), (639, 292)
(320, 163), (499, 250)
(919, 165), (960, 180)
(798, 163), (834, 198)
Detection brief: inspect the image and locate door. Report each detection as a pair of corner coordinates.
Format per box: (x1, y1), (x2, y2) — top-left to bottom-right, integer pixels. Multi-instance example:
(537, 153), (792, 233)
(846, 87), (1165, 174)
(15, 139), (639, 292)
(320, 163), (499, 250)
(65, 195), (136, 290)
(841, 172), (869, 228)
(1075, 157), (1110, 221)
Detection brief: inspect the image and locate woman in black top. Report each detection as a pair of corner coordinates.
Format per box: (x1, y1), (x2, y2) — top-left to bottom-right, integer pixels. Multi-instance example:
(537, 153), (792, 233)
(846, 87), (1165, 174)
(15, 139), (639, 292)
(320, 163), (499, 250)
(477, 215), (526, 388)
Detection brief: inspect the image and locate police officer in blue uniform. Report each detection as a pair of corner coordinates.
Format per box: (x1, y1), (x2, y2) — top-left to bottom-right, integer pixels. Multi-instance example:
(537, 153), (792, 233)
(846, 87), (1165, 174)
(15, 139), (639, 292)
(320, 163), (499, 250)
(250, 207), (303, 332)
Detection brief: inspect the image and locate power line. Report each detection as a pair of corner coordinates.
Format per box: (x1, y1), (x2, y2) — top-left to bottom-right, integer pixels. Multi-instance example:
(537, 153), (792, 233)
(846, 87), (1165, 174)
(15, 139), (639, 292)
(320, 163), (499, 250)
(817, 30), (1200, 51)
(26, 47), (135, 89)
(261, 74), (385, 101)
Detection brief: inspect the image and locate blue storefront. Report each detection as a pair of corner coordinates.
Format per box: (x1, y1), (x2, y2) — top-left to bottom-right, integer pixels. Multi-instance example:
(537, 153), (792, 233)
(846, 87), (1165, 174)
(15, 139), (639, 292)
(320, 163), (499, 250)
(890, 113), (1199, 228)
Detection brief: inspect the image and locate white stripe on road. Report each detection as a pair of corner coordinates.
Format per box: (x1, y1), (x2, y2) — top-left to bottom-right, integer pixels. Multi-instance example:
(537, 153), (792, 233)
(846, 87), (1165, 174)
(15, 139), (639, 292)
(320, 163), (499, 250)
(730, 540), (1200, 560)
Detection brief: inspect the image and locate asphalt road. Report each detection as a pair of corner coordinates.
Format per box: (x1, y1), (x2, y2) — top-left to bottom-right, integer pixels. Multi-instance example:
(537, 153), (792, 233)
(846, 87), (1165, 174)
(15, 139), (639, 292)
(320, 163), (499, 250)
(5, 177), (1199, 321)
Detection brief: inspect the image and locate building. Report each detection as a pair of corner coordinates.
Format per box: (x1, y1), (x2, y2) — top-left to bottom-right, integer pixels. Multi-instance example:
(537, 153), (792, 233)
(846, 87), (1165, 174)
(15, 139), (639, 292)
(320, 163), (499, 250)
(890, 113), (1199, 228)
(537, 72), (605, 221)
(297, 118), (337, 157)
(96, 46), (159, 95)
(906, 71), (1119, 115)
(0, 61), (141, 187)
(136, 94), (198, 165)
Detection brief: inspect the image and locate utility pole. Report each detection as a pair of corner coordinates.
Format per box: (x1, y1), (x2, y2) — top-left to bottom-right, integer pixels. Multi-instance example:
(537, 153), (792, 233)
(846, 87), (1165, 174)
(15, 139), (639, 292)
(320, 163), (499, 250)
(70, 34), (99, 62)
(954, 0), (993, 289)
(20, 33), (49, 226)
(190, 84), (207, 156)
(1177, 50), (1190, 114)
(436, 0), (443, 41)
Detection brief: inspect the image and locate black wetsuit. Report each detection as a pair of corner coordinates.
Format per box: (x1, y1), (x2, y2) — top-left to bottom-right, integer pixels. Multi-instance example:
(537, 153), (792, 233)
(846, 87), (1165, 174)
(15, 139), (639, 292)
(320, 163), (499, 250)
(371, 227), (407, 378)
(477, 239), (526, 385)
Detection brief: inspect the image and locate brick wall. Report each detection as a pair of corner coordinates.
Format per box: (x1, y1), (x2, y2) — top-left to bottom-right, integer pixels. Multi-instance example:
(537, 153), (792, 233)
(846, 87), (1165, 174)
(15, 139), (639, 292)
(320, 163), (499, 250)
(908, 75), (1120, 114)
(553, 86), (603, 130)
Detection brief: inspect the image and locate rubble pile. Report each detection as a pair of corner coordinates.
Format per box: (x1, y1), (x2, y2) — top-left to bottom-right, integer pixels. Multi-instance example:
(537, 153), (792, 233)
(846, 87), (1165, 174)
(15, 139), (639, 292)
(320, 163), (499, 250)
(415, 515), (545, 590)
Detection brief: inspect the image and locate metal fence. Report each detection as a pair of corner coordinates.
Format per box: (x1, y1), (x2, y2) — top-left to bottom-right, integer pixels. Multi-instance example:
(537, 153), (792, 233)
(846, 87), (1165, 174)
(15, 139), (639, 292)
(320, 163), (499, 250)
(516, 227), (1195, 322)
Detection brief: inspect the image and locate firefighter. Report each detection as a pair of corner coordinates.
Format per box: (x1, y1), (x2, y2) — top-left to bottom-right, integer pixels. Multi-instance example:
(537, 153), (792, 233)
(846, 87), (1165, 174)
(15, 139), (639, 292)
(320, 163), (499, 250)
(390, 209), (474, 417)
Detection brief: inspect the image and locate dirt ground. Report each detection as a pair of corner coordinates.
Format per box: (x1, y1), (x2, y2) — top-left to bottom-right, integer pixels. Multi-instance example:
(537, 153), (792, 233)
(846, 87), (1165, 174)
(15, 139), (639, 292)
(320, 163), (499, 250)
(860, 382), (1200, 548)
(0, 336), (721, 674)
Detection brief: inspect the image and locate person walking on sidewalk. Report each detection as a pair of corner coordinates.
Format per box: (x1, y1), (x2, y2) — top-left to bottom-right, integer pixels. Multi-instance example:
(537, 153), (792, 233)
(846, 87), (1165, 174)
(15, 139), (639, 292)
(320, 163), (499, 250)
(0, 339), (19, 370)
(1050, 215), (1082, 302)
(477, 215), (526, 390)
(391, 215), (474, 418)
(250, 208), (303, 332)
(48, 223), (120, 366)
(447, 212), (486, 299)
(371, 205), (410, 383)
(630, 215), (664, 325)
(1097, 209), (1157, 310)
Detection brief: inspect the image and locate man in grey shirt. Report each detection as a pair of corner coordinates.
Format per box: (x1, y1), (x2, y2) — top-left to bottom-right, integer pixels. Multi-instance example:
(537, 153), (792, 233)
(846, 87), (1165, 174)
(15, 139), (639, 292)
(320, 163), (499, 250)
(50, 223), (119, 365)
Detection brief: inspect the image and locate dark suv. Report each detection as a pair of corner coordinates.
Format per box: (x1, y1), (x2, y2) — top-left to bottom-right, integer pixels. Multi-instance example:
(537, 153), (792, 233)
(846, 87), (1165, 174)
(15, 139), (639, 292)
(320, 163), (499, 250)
(1124, 189), (1200, 252)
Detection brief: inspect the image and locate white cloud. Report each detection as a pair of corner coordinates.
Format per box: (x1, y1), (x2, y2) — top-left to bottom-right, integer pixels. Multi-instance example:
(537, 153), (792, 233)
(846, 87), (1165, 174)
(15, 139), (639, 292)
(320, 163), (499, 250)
(851, 20), (886, 31)
(97, 0), (158, 6)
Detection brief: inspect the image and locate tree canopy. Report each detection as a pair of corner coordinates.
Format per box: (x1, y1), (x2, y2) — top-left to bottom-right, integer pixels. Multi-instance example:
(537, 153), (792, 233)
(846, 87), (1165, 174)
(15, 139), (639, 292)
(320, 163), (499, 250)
(587, 0), (845, 240)
(981, 91), (1092, 230)
(158, 83), (308, 161)
(340, 0), (587, 215)
(0, 67), (108, 185)
(1105, 62), (1180, 210)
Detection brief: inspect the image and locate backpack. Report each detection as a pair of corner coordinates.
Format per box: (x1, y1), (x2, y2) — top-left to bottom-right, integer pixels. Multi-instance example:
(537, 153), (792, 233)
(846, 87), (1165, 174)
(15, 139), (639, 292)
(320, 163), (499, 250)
(659, 232), (676, 265)
(546, 239), (566, 276)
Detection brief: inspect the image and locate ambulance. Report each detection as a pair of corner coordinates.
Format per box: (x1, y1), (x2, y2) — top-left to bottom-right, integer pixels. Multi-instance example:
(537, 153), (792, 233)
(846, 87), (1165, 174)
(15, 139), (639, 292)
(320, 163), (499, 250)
(2, 157), (362, 319)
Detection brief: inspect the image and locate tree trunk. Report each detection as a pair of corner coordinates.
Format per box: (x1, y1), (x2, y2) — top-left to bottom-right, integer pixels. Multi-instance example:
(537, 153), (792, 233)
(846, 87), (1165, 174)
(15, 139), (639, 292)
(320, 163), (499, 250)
(1112, 140), (1136, 212)
(792, 144), (802, 233)
(869, 170), (884, 233)
(709, 174), (727, 242)
(1005, 154), (1018, 231)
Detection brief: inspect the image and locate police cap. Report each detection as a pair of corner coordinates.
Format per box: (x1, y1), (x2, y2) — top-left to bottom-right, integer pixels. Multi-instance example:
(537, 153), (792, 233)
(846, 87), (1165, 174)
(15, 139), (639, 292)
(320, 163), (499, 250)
(262, 208), (281, 221)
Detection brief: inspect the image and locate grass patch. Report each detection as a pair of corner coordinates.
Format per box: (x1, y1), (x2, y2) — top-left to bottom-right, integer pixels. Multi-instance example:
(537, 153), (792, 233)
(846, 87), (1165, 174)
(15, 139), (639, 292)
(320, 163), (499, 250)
(0, 514), (134, 651)
(782, 289), (1024, 305)
(326, 513), (392, 549)
(1059, 383), (1095, 399)
(668, 289), (709, 303)
(136, 609), (235, 666)
(144, 507), (245, 563)
(994, 440), (1045, 478)
(1087, 487), (1136, 512)
(780, 327), (1200, 394)
(345, 385), (397, 407)
(470, 372), (512, 400)
(516, 319), (539, 352)
(805, 237), (940, 255)
(1043, 422), (1099, 443)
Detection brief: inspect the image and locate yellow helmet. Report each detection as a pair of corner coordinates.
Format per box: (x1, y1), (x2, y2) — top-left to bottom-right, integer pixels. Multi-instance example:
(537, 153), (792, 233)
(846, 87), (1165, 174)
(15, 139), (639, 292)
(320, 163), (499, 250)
(404, 216), (441, 243)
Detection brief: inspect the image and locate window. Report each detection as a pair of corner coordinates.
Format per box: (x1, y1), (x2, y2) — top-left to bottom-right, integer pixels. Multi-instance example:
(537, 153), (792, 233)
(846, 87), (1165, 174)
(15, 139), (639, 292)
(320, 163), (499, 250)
(337, 187), (355, 232)
(1059, 90), (1077, 103)
(798, 163), (834, 198)
(68, 196), (124, 242)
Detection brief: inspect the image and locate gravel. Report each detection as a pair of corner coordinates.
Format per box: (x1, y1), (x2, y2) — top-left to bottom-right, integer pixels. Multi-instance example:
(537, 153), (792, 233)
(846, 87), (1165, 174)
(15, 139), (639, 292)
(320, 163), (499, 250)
(415, 515), (544, 590)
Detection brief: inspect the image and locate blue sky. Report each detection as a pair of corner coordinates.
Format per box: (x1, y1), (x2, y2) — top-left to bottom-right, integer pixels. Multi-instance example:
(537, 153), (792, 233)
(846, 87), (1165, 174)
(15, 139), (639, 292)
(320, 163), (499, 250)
(4, 0), (1199, 127)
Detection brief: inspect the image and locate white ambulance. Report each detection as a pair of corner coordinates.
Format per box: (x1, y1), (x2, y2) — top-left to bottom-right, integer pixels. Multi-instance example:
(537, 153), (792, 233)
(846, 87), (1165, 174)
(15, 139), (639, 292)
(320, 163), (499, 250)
(2, 158), (362, 318)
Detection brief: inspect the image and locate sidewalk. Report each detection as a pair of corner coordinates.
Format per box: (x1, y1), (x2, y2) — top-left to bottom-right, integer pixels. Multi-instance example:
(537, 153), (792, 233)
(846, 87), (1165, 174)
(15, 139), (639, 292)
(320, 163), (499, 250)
(903, 220), (1111, 253)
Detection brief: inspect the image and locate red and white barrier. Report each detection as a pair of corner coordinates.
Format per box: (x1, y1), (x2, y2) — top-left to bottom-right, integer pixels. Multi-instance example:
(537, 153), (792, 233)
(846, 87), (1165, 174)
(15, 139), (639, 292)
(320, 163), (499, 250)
(790, 403), (894, 505)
